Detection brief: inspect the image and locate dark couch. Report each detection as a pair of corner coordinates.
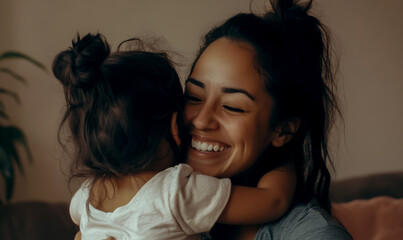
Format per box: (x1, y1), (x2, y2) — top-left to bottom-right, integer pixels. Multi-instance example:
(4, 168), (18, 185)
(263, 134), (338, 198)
(1, 171), (402, 240)
(0, 201), (77, 240)
(330, 171), (403, 202)
(331, 171), (403, 240)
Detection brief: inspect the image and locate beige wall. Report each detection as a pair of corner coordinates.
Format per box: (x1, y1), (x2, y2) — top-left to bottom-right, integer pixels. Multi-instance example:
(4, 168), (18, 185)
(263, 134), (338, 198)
(1, 0), (402, 203)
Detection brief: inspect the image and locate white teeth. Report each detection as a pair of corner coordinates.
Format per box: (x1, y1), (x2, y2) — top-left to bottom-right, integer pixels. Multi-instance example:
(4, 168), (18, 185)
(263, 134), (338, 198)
(207, 144), (213, 151)
(191, 139), (227, 152)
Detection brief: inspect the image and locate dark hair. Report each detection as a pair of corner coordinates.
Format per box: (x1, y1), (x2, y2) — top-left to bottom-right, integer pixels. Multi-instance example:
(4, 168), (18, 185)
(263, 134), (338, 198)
(191, 0), (340, 213)
(53, 33), (186, 182)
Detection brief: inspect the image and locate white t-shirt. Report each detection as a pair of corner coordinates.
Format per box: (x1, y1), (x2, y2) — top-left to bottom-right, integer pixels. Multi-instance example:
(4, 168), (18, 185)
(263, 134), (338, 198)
(70, 164), (231, 240)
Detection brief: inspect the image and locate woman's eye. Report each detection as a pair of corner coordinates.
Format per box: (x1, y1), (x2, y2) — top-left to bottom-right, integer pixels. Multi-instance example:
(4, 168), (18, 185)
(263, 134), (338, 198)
(184, 94), (201, 102)
(223, 105), (245, 113)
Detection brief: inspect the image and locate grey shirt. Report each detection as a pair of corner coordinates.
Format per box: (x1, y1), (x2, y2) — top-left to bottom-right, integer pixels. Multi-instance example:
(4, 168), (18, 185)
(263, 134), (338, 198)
(254, 201), (352, 240)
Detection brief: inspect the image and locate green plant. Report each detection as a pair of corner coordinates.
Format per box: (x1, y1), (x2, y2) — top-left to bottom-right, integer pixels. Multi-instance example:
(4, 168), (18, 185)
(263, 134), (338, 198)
(0, 51), (46, 203)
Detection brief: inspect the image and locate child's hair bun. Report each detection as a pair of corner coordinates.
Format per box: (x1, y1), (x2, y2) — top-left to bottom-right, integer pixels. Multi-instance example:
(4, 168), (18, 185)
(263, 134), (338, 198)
(53, 33), (110, 89)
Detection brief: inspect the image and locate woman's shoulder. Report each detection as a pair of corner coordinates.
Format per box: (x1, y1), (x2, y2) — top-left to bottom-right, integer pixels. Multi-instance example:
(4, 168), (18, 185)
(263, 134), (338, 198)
(254, 201), (353, 240)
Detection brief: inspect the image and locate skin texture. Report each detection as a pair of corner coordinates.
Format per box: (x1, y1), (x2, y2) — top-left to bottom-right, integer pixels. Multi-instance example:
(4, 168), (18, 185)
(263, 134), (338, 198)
(185, 38), (278, 178)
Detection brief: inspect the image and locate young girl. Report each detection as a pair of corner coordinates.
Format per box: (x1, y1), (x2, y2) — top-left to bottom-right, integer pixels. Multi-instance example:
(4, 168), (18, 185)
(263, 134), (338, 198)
(53, 33), (296, 240)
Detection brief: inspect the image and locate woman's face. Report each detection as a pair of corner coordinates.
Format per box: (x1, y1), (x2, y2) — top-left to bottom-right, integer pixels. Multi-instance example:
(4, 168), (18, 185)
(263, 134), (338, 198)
(184, 38), (276, 177)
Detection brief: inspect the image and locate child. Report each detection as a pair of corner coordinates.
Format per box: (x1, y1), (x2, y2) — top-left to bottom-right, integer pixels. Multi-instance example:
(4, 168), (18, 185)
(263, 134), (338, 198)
(53, 33), (295, 240)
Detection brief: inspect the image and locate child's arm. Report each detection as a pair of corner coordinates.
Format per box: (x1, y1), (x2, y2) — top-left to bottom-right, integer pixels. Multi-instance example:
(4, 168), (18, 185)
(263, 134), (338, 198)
(217, 159), (296, 225)
(74, 231), (81, 240)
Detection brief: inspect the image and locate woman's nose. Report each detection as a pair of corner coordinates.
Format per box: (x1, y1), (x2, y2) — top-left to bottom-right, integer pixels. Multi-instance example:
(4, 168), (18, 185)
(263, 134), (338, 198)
(191, 103), (219, 131)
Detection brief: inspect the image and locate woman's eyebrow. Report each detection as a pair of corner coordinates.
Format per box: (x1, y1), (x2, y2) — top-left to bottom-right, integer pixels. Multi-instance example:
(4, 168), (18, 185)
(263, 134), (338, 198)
(185, 78), (204, 88)
(186, 78), (255, 101)
(222, 87), (255, 101)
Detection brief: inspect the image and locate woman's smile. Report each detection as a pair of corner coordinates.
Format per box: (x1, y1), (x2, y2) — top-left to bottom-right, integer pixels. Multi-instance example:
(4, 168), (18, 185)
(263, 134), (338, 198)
(190, 137), (230, 152)
(187, 135), (232, 167)
(184, 38), (276, 178)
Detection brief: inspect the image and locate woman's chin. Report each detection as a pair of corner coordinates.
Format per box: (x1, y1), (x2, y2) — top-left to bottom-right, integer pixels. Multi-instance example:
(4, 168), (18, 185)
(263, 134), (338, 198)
(186, 147), (230, 177)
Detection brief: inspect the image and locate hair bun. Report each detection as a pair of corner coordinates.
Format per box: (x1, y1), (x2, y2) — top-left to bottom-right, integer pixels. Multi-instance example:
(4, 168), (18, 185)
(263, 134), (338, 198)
(266, 0), (324, 58)
(52, 33), (110, 89)
(269, 0), (312, 19)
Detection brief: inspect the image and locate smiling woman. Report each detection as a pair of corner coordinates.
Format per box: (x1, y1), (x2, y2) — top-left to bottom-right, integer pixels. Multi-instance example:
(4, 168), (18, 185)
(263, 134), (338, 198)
(185, 39), (276, 179)
(183, 0), (353, 239)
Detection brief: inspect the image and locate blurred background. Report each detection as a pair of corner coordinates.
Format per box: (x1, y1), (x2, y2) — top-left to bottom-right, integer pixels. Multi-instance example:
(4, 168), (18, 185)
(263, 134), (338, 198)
(0, 0), (402, 203)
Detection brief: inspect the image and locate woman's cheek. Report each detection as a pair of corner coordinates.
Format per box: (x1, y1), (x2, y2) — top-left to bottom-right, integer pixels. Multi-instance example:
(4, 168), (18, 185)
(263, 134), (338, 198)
(184, 104), (197, 124)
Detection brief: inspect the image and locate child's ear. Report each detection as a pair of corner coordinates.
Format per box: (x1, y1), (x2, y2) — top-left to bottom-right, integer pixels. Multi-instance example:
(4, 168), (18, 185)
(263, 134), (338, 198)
(171, 112), (181, 146)
(271, 117), (300, 147)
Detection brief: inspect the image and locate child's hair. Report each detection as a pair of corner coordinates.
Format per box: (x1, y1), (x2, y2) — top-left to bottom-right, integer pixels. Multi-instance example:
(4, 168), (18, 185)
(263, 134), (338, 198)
(53, 33), (186, 182)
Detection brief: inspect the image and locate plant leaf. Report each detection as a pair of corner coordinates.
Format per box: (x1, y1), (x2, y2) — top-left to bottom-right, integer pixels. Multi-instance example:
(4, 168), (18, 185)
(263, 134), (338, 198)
(0, 144), (12, 175)
(0, 129), (24, 175)
(0, 109), (9, 120)
(0, 88), (20, 104)
(0, 145), (15, 201)
(7, 126), (32, 163)
(0, 126), (33, 175)
(6, 167), (14, 201)
(0, 68), (27, 84)
(0, 99), (6, 120)
(0, 51), (47, 72)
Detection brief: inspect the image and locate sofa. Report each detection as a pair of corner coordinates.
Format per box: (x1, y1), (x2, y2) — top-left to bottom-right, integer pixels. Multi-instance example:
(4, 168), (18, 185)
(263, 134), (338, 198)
(1, 171), (402, 240)
(0, 201), (77, 240)
(331, 171), (403, 240)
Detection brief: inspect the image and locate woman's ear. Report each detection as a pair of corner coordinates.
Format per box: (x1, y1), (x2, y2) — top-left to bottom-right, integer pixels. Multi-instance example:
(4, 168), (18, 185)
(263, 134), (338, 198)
(171, 112), (181, 146)
(271, 117), (300, 147)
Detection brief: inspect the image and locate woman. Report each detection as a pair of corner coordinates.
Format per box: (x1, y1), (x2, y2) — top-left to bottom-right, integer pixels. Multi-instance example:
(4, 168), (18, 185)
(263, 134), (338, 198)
(184, 0), (352, 239)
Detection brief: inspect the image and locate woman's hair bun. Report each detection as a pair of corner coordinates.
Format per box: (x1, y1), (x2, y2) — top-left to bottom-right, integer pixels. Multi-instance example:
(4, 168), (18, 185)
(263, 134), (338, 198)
(52, 33), (110, 89)
(269, 0), (312, 19)
(265, 0), (324, 59)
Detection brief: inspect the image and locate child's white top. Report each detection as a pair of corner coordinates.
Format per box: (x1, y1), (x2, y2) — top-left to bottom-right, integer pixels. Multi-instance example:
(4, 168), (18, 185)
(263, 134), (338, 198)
(70, 163), (231, 240)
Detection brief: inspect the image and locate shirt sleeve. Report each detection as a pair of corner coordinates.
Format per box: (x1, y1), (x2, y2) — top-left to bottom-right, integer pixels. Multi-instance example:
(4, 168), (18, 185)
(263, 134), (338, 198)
(69, 181), (90, 225)
(169, 164), (232, 235)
